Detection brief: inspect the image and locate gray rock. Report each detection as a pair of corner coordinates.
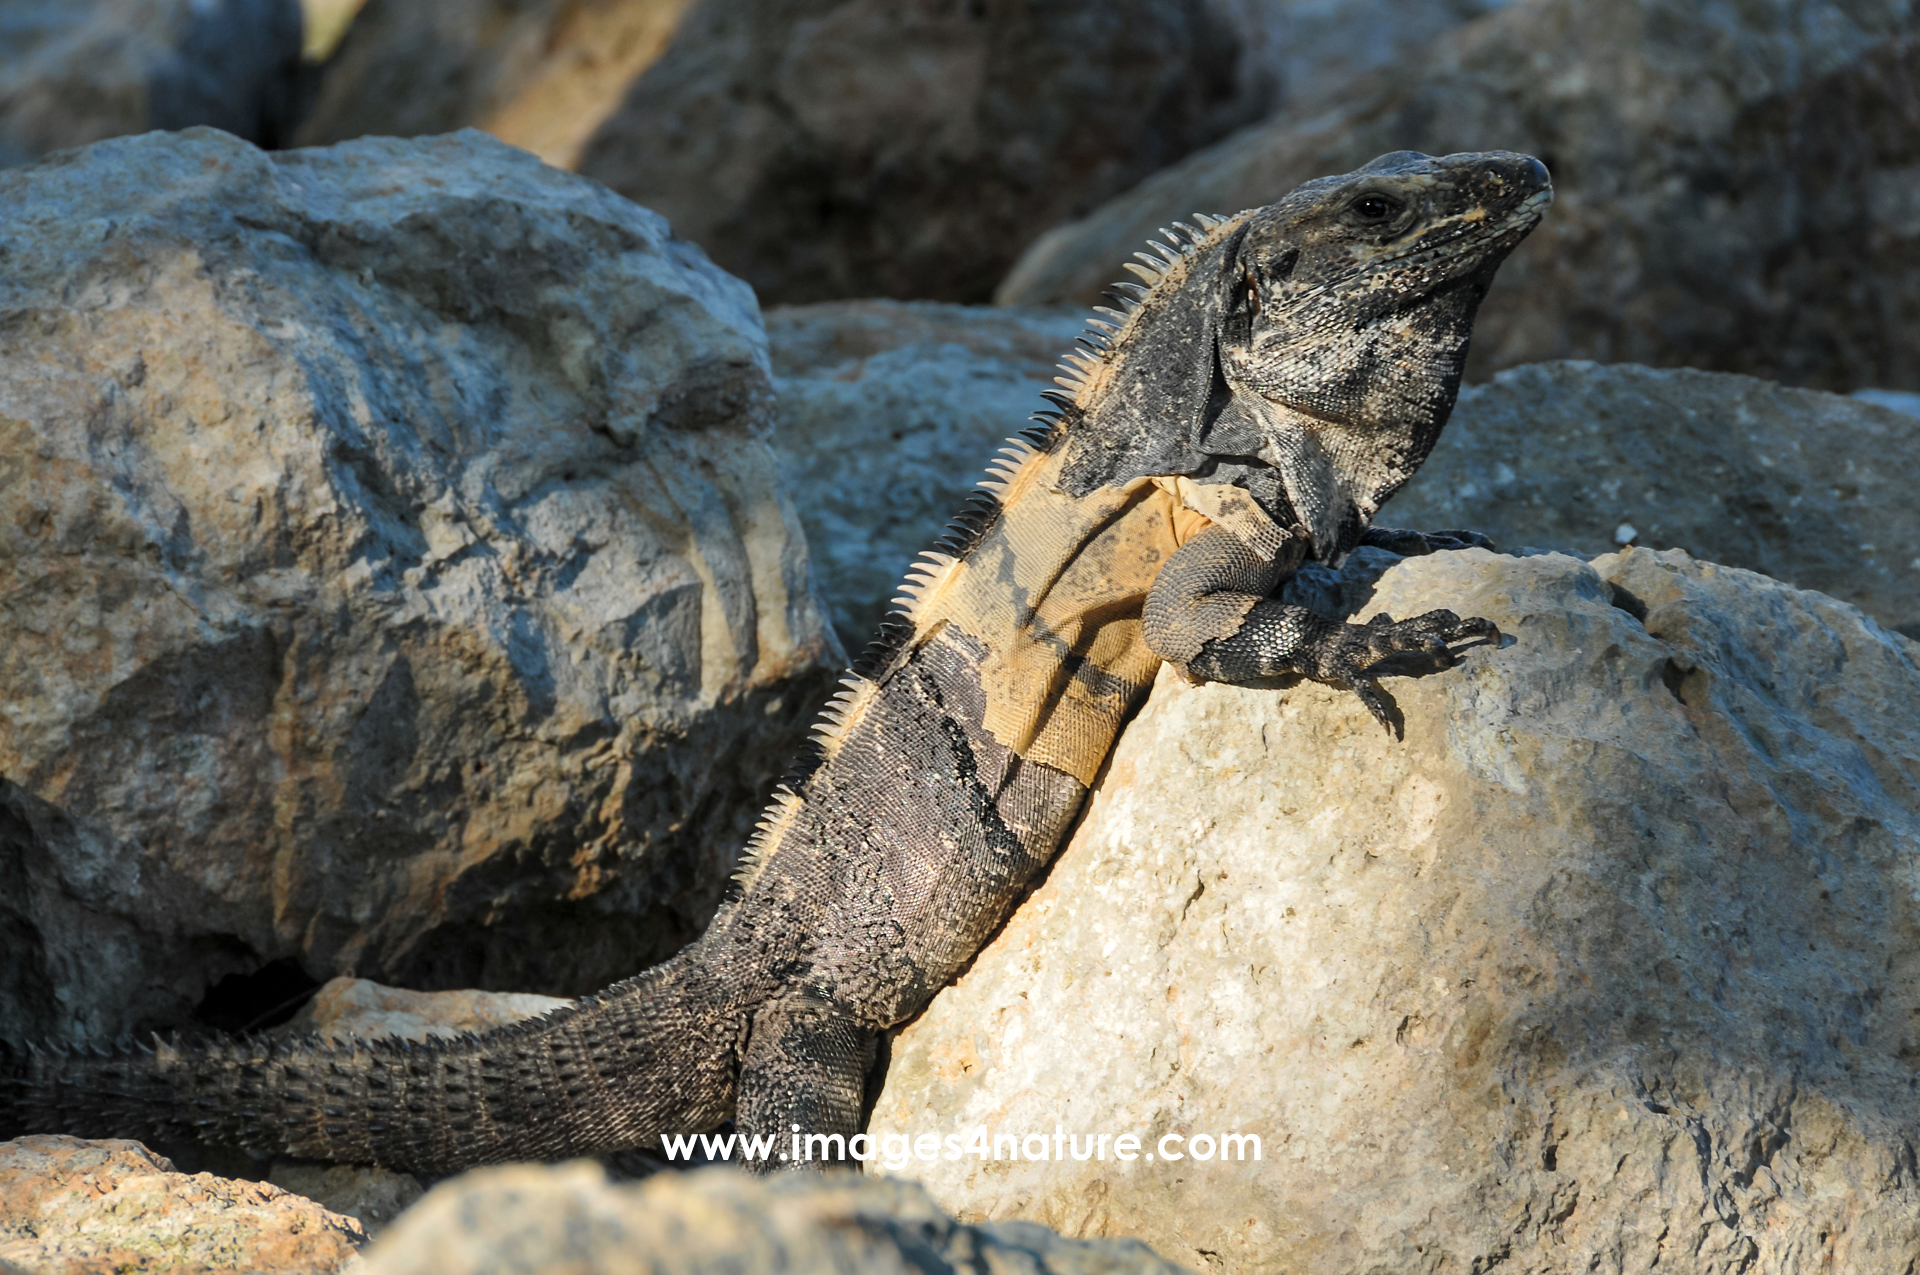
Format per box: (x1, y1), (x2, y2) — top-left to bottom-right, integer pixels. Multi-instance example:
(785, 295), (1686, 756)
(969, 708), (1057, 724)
(996, 0), (1920, 393)
(0, 128), (842, 1049)
(294, 0), (696, 170)
(575, 0), (1269, 304)
(358, 1160), (1190, 1275)
(0, 0), (301, 160)
(1390, 361), (1920, 637)
(1212, 0), (1516, 111)
(873, 546), (1920, 1273)
(766, 301), (1086, 650)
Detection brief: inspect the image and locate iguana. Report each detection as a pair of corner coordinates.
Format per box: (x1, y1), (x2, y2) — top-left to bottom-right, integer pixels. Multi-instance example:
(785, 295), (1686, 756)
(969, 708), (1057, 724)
(3, 149), (1550, 1174)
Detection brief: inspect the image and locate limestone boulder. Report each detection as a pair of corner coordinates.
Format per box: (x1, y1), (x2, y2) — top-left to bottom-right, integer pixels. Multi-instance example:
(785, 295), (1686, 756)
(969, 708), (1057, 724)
(357, 1160), (1189, 1275)
(0, 1135), (364, 1274)
(873, 547), (1920, 1273)
(1394, 361), (1920, 637)
(766, 301), (1085, 649)
(997, 0), (1920, 392)
(294, 0), (696, 171)
(574, 0), (1268, 304)
(0, 128), (842, 1051)
(0, 0), (301, 163)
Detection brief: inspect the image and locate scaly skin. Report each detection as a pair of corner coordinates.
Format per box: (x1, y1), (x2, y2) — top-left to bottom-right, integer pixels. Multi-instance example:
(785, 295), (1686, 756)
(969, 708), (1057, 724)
(3, 151), (1551, 1173)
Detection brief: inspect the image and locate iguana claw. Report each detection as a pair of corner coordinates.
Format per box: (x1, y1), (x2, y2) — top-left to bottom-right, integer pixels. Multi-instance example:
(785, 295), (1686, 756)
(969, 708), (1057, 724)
(1319, 609), (1502, 737)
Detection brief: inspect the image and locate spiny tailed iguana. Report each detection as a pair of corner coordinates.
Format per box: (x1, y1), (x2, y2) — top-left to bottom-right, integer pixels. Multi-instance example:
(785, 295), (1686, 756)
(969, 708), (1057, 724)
(3, 150), (1551, 1173)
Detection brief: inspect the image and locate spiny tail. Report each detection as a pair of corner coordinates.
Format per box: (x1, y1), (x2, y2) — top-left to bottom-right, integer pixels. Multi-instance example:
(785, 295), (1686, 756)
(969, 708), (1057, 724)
(0, 954), (735, 1176)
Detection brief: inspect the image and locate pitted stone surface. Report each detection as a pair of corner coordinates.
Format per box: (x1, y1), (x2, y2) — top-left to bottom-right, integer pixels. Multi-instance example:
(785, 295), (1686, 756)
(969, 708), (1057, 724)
(874, 547), (1920, 1274)
(0, 1135), (364, 1274)
(0, 128), (841, 1050)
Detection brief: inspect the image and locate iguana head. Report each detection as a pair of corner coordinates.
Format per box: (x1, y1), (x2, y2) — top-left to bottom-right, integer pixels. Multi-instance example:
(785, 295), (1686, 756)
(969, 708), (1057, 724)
(1053, 150), (1552, 563)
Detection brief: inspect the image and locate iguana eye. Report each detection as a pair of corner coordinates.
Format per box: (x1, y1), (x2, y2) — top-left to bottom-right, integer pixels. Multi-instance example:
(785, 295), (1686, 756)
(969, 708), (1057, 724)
(1349, 194), (1399, 223)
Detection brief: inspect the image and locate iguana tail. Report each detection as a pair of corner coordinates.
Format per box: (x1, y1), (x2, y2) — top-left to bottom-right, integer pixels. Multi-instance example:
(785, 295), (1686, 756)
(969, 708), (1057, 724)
(0, 952), (736, 1175)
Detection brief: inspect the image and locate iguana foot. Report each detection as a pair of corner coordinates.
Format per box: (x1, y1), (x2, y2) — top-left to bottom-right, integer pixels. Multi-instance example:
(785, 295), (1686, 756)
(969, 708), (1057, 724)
(1183, 594), (1501, 739)
(1308, 610), (1500, 736)
(1359, 526), (1499, 555)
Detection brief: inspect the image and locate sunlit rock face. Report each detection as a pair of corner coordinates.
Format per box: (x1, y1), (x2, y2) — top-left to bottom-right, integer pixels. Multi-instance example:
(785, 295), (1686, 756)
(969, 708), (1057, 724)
(876, 547), (1920, 1275)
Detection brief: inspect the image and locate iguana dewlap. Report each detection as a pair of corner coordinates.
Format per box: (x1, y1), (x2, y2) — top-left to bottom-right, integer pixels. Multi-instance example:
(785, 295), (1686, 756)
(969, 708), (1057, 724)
(4, 150), (1552, 1173)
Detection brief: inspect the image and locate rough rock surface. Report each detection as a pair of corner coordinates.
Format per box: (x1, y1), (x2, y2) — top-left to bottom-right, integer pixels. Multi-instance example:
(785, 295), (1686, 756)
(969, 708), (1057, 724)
(1394, 361), (1920, 637)
(575, 0), (1268, 304)
(766, 301), (1085, 648)
(998, 0), (1920, 392)
(358, 1160), (1189, 1275)
(0, 1135), (364, 1273)
(295, 0), (696, 170)
(265, 1160), (422, 1239)
(873, 548), (1920, 1273)
(0, 128), (842, 1051)
(0, 0), (301, 163)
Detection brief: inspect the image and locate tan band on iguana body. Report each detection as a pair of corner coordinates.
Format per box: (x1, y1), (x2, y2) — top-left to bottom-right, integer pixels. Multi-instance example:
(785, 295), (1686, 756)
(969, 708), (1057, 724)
(903, 446), (1288, 785)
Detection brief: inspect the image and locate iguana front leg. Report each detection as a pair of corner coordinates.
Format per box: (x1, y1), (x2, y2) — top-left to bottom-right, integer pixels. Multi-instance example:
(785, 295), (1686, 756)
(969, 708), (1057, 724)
(1142, 525), (1498, 736)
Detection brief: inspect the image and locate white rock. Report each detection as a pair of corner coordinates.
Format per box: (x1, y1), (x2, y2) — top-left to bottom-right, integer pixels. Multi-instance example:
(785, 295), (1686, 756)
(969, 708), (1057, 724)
(874, 547), (1920, 1274)
(284, 976), (573, 1045)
